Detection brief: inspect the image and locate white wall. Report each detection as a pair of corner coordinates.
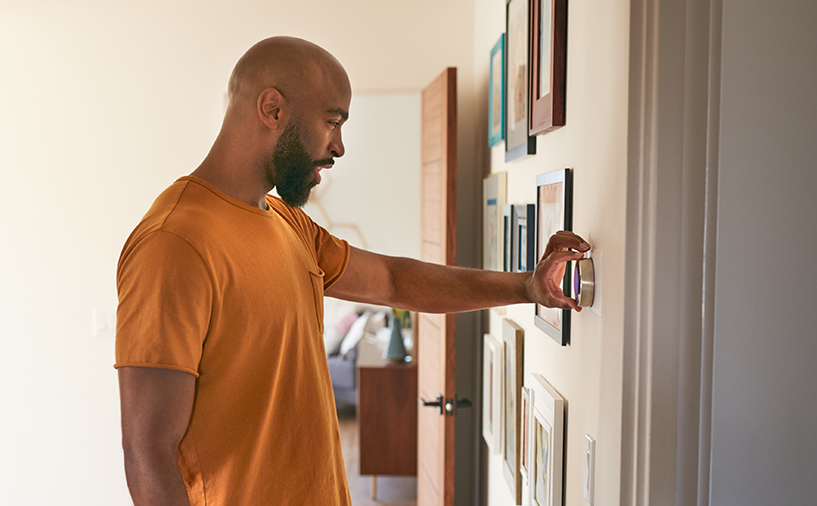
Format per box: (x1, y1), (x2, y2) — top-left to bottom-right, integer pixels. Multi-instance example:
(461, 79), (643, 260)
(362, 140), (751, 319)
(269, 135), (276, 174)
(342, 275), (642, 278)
(710, 0), (817, 503)
(0, 1), (475, 504)
(472, 0), (630, 505)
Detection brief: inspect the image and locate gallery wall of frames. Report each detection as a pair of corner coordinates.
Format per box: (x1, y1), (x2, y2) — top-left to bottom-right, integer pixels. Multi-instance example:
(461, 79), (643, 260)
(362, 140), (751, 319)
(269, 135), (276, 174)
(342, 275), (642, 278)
(479, 0), (629, 504)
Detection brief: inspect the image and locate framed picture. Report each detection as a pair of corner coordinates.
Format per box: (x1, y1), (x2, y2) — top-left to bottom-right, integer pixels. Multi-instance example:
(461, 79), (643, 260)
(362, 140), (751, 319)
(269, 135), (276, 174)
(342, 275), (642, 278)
(520, 386), (532, 483)
(484, 173), (508, 271)
(529, 373), (564, 506)
(534, 168), (573, 345)
(503, 319), (525, 504)
(503, 203), (513, 272)
(489, 34), (506, 148)
(505, 0), (536, 161)
(512, 204), (536, 272)
(529, 0), (568, 135)
(482, 333), (504, 454)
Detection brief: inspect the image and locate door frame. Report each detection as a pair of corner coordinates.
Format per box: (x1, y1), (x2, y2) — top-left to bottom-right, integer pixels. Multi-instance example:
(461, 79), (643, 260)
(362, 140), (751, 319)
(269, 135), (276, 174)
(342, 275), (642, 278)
(621, 0), (722, 504)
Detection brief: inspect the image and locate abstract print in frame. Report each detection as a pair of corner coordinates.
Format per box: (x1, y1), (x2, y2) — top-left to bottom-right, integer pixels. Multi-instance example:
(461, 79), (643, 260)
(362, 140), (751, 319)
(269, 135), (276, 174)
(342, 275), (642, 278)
(505, 0), (536, 161)
(489, 34), (506, 148)
(502, 318), (525, 504)
(529, 373), (564, 506)
(482, 333), (504, 454)
(534, 168), (573, 345)
(529, 0), (567, 135)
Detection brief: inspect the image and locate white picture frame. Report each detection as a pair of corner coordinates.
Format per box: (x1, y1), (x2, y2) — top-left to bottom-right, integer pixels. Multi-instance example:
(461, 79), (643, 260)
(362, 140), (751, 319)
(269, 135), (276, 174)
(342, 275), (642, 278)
(503, 319), (525, 504)
(482, 333), (504, 454)
(528, 373), (565, 506)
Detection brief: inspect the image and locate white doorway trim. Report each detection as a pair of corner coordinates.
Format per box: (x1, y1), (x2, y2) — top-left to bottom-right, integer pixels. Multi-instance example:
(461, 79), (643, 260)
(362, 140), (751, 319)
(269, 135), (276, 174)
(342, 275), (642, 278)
(620, 0), (722, 504)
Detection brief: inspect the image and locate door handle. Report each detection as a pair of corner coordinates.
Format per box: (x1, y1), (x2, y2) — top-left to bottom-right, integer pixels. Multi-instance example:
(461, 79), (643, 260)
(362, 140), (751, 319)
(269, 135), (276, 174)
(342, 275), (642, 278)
(419, 395), (473, 416)
(418, 394), (445, 415)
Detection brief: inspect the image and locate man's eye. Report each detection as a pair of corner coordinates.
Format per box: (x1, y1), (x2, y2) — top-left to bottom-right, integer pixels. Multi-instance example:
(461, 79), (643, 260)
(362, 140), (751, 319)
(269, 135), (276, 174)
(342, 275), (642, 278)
(329, 120), (340, 128)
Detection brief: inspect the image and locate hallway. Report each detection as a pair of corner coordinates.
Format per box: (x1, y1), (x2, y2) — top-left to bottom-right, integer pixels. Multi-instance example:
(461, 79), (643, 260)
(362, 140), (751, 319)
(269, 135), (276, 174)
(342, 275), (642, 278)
(338, 408), (417, 506)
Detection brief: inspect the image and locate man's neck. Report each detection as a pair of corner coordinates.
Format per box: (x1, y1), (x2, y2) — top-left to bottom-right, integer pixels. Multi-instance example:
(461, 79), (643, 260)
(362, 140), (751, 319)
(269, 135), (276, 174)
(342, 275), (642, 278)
(191, 160), (271, 210)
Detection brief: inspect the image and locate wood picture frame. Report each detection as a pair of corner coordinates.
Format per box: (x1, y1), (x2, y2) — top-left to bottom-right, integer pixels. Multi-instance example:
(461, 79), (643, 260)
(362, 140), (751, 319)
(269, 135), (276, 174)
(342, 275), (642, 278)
(512, 204), (536, 272)
(484, 172), (508, 271)
(505, 0), (537, 161)
(489, 34), (506, 148)
(482, 333), (504, 454)
(529, 373), (564, 506)
(503, 203), (513, 272)
(534, 168), (573, 345)
(529, 0), (567, 135)
(503, 319), (525, 504)
(520, 385), (532, 484)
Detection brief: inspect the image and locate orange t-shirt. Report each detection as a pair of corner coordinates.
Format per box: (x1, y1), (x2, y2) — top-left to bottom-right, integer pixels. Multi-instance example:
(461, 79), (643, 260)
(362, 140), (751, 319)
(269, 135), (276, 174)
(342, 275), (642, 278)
(115, 176), (352, 505)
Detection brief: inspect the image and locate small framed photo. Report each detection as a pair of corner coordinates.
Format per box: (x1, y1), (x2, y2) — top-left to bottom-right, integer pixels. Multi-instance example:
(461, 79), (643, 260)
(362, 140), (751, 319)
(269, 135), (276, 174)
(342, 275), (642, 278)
(520, 386), (532, 483)
(503, 319), (525, 504)
(529, 0), (568, 135)
(503, 204), (513, 272)
(512, 204), (536, 272)
(482, 333), (504, 454)
(529, 373), (564, 506)
(505, 0), (537, 161)
(534, 168), (573, 345)
(489, 34), (506, 148)
(484, 173), (508, 271)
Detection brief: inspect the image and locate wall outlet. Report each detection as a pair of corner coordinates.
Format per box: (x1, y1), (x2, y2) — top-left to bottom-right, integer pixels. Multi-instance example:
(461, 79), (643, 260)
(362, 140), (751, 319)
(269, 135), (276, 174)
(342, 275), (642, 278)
(92, 309), (116, 338)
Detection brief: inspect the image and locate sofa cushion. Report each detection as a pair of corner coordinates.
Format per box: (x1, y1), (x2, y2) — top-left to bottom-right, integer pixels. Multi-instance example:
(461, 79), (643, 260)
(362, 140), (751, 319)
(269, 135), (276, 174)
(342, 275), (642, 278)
(324, 310), (360, 356)
(339, 311), (370, 358)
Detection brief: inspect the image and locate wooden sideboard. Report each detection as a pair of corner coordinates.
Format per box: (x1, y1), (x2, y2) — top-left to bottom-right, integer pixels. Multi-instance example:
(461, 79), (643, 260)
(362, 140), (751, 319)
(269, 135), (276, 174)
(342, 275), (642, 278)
(357, 337), (418, 477)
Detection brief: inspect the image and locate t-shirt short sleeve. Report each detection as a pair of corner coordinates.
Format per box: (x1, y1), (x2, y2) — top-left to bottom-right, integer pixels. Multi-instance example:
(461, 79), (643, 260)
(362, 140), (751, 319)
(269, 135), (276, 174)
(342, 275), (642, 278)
(311, 221), (350, 290)
(115, 230), (213, 377)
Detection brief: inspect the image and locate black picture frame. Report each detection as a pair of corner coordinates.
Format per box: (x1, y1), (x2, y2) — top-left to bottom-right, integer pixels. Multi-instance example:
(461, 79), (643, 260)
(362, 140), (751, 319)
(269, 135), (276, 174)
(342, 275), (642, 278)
(505, 0), (537, 161)
(534, 168), (573, 345)
(512, 204), (536, 272)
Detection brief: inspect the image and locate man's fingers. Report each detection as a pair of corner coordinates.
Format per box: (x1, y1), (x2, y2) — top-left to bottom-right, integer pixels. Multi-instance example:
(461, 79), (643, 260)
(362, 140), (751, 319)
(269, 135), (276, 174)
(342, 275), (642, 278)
(547, 231), (591, 253)
(540, 249), (585, 312)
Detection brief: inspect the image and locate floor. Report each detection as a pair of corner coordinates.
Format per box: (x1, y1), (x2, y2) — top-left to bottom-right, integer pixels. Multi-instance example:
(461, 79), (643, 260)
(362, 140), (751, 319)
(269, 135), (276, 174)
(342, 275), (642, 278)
(338, 406), (417, 506)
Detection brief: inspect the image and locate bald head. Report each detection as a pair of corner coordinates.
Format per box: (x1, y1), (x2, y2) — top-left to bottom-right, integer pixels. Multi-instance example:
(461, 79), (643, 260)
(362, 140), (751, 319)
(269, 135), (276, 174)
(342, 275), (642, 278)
(227, 36), (350, 112)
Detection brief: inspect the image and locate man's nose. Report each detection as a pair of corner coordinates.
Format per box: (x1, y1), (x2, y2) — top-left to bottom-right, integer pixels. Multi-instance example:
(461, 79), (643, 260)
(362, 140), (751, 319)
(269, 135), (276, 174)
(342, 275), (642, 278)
(330, 134), (345, 158)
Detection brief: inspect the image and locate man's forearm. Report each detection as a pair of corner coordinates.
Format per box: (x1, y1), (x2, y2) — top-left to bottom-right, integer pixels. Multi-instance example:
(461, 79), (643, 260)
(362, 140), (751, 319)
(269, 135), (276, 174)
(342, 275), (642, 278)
(124, 447), (191, 506)
(385, 256), (533, 313)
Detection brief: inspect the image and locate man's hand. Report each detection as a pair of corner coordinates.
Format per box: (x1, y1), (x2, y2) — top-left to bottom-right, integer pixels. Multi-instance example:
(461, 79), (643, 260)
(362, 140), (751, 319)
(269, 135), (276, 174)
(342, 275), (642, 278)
(528, 231), (590, 312)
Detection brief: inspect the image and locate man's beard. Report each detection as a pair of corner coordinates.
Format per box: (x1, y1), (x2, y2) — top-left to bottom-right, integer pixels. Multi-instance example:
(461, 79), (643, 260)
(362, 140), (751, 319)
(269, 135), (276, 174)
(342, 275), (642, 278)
(265, 122), (320, 208)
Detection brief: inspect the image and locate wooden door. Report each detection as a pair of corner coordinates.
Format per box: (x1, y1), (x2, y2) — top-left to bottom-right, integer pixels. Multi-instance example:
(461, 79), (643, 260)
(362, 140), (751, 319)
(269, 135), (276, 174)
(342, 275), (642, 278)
(416, 67), (457, 506)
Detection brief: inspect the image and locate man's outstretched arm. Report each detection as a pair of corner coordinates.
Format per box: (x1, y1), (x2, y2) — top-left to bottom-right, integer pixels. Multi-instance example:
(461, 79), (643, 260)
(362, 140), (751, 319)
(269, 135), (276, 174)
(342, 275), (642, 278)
(118, 366), (195, 506)
(325, 231), (590, 313)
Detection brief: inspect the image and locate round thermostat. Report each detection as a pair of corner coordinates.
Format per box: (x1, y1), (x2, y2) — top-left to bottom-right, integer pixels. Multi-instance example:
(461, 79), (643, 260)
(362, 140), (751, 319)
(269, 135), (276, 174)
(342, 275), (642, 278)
(573, 258), (595, 308)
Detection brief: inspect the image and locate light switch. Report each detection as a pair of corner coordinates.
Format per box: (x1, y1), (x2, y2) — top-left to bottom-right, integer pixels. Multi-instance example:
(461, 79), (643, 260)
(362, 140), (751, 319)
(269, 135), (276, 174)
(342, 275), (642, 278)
(584, 435), (596, 505)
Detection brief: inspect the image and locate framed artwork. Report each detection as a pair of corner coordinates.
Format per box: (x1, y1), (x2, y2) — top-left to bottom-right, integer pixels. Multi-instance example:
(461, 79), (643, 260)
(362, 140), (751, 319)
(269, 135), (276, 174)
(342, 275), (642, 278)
(482, 333), (504, 454)
(529, 373), (564, 506)
(489, 34), (506, 148)
(512, 204), (536, 272)
(529, 0), (568, 135)
(503, 319), (525, 504)
(520, 386), (532, 483)
(484, 172), (508, 271)
(505, 0), (537, 161)
(503, 203), (513, 272)
(534, 168), (573, 345)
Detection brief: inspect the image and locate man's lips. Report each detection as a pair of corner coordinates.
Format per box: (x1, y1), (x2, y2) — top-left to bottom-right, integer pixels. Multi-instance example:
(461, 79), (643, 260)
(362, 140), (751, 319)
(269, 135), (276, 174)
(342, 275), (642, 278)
(313, 161), (333, 184)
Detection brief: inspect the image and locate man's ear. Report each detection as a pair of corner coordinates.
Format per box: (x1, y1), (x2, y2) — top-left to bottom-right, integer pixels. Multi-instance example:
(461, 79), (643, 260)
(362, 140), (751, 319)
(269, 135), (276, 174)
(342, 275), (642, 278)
(257, 87), (289, 130)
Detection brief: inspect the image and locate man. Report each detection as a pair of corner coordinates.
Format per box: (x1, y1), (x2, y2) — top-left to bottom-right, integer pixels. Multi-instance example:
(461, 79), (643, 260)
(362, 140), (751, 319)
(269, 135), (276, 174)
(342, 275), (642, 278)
(116, 36), (588, 505)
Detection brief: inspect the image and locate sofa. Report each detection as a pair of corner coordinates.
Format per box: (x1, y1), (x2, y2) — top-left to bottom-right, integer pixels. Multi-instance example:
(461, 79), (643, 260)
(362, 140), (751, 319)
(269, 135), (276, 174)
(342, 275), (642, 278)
(323, 303), (389, 408)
